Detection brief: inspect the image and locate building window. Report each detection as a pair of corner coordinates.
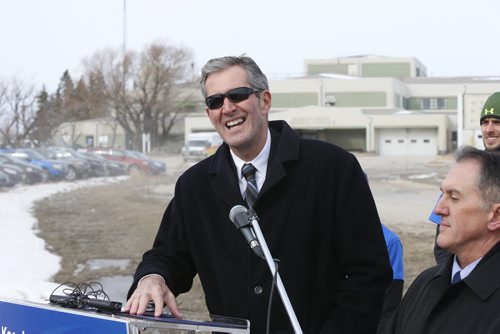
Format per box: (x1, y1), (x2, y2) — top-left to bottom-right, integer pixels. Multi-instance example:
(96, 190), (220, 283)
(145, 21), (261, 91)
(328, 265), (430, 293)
(325, 95), (336, 107)
(421, 98), (447, 110)
(347, 64), (359, 76)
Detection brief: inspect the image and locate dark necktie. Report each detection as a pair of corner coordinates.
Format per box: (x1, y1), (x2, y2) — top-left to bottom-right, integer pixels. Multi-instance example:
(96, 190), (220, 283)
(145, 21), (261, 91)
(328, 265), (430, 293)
(451, 271), (462, 284)
(242, 163), (258, 209)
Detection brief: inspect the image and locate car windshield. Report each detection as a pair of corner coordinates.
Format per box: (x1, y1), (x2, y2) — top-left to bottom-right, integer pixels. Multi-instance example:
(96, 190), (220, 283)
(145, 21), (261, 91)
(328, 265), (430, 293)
(188, 140), (210, 147)
(85, 153), (106, 160)
(126, 150), (149, 159)
(18, 150), (46, 160)
(72, 151), (89, 159)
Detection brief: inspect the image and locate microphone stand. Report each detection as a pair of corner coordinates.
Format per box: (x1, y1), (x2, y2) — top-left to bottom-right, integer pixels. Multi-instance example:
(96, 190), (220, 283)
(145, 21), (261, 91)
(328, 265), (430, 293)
(248, 211), (303, 334)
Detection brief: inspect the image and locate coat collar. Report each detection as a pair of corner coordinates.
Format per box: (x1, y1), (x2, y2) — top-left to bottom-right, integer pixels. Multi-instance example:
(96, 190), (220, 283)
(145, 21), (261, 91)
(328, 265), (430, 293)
(429, 242), (500, 301)
(206, 120), (300, 209)
(464, 242), (500, 300)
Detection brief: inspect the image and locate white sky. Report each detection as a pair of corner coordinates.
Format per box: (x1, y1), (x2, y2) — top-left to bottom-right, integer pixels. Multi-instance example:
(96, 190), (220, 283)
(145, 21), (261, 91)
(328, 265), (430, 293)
(0, 177), (126, 303)
(1, 0), (499, 91)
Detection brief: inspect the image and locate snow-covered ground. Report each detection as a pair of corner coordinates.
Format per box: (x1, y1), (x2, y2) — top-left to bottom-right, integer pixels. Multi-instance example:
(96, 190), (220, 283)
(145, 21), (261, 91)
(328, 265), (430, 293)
(0, 177), (127, 303)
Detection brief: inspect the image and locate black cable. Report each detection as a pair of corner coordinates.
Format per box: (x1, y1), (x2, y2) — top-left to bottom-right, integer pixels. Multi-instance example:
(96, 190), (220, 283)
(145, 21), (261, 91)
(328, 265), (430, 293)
(49, 281), (121, 312)
(266, 259), (280, 334)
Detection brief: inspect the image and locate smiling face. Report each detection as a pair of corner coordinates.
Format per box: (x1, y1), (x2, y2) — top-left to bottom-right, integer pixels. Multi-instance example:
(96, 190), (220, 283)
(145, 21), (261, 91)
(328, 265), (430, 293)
(435, 159), (498, 266)
(204, 65), (271, 161)
(481, 117), (500, 151)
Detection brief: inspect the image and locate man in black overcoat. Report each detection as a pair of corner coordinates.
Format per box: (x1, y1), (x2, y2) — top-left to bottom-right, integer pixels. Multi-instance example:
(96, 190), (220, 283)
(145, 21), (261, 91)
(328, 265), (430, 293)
(382, 147), (500, 334)
(123, 55), (392, 333)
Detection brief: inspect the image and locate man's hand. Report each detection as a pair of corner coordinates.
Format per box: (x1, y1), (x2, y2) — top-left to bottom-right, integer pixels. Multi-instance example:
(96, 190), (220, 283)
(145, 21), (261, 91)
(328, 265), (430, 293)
(122, 274), (182, 318)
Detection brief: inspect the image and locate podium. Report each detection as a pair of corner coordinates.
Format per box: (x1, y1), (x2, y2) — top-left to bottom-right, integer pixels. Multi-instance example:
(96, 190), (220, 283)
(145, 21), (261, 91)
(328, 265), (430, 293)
(0, 298), (249, 333)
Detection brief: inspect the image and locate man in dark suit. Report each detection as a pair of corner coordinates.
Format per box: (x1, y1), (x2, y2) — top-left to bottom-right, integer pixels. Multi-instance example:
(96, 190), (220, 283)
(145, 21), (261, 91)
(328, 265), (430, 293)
(382, 146), (500, 334)
(123, 55), (392, 333)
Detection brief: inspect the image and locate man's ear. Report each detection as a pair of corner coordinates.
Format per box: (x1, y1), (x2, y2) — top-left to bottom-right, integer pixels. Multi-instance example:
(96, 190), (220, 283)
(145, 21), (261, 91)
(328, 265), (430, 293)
(488, 204), (500, 232)
(260, 90), (272, 114)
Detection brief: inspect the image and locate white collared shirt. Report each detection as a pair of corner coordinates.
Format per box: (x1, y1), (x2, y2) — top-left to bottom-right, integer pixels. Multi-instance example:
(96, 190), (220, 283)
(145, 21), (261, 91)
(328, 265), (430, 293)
(451, 255), (482, 283)
(230, 129), (271, 197)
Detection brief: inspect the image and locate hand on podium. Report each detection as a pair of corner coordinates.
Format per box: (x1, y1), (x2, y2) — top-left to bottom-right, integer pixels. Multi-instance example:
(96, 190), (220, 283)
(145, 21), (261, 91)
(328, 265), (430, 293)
(122, 274), (182, 318)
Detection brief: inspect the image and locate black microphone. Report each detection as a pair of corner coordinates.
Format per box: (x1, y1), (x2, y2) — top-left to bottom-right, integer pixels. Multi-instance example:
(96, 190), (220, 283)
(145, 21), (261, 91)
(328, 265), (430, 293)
(50, 294), (122, 312)
(82, 298), (122, 312)
(229, 205), (265, 259)
(50, 294), (78, 308)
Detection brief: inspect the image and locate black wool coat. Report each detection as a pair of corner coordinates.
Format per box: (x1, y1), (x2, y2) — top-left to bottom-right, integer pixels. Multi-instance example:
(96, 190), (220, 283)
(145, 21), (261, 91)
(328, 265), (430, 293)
(129, 120), (392, 333)
(381, 243), (500, 334)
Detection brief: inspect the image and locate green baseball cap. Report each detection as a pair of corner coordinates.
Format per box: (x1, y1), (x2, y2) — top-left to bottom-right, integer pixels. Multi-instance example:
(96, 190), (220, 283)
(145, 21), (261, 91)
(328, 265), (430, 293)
(480, 92), (500, 124)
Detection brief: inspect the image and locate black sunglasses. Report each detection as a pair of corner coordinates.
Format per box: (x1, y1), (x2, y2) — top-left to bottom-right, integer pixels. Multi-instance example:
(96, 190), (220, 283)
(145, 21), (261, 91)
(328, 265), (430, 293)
(205, 87), (263, 110)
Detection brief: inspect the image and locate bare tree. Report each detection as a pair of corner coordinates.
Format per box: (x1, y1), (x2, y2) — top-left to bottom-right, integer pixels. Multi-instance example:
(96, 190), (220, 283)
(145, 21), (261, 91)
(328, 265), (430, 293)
(82, 41), (197, 150)
(0, 78), (37, 147)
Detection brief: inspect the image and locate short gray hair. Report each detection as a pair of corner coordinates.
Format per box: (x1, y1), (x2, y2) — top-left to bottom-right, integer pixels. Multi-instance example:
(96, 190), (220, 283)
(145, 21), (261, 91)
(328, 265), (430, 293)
(200, 55), (269, 98)
(456, 146), (500, 210)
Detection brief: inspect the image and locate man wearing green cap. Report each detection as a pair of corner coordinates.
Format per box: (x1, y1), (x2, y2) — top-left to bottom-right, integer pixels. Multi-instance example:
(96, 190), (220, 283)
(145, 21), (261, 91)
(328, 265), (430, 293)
(480, 91), (500, 151)
(433, 92), (500, 265)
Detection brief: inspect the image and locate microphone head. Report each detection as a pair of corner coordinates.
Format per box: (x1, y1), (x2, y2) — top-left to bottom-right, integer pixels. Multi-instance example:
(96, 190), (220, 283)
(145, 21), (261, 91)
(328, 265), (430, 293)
(229, 205), (248, 223)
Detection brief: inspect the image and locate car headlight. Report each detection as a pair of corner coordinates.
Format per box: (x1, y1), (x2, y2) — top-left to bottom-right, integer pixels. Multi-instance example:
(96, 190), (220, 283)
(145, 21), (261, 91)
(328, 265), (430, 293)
(52, 164), (64, 170)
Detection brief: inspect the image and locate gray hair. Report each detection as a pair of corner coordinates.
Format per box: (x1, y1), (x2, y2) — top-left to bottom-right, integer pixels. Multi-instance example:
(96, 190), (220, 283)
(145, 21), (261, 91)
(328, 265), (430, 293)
(456, 146), (500, 210)
(200, 56), (269, 98)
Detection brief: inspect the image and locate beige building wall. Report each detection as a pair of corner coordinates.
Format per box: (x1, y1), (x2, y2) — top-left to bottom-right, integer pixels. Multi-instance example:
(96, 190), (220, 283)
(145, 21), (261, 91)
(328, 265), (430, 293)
(55, 118), (126, 148)
(304, 56), (427, 77)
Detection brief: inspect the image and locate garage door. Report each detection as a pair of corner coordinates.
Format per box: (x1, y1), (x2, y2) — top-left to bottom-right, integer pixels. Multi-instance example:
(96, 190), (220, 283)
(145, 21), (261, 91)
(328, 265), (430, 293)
(378, 128), (437, 156)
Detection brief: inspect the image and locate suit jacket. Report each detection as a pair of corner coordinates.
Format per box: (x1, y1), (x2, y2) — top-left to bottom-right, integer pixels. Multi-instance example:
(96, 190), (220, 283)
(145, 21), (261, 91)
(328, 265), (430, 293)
(381, 242), (500, 334)
(129, 120), (392, 333)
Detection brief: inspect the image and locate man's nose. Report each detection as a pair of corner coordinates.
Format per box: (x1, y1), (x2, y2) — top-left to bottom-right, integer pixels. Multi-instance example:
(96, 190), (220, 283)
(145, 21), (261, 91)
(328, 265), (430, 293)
(222, 97), (236, 112)
(434, 200), (448, 216)
(484, 120), (496, 132)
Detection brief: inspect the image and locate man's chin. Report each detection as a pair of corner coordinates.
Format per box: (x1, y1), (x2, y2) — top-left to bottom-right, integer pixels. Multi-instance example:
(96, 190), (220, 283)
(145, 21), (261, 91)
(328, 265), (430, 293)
(483, 140), (500, 151)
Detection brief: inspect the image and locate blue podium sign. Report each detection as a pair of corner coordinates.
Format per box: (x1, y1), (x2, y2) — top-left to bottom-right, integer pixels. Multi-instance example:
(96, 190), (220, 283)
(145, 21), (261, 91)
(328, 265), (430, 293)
(0, 298), (249, 333)
(0, 299), (128, 334)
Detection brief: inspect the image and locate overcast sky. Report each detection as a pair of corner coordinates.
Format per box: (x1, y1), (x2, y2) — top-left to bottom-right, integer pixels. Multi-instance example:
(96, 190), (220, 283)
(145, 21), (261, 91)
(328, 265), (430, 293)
(1, 0), (499, 91)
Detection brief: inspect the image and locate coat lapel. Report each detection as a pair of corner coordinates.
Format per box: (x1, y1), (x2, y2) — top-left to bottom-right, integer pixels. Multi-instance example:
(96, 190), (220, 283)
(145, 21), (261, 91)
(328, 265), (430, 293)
(465, 242), (500, 300)
(259, 121), (300, 197)
(425, 255), (454, 309)
(207, 121), (301, 209)
(208, 144), (245, 208)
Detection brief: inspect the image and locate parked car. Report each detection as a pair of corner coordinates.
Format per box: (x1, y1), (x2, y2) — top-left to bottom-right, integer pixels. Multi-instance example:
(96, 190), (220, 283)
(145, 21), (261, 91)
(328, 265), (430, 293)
(35, 147), (91, 181)
(0, 153), (45, 184)
(125, 150), (166, 174)
(0, 163), (24, 186)
(0, 170), (10, 187)
(81, 152), (129, 176)
(46, 147), (110, 178)
(3, 149), (68, 181)
(86, 148), (158, 174)
(182, 132), (223, 161)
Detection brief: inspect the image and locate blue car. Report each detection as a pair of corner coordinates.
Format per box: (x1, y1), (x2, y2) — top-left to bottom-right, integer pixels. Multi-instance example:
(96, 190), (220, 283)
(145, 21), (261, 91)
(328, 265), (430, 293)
(2, 149), (68, 181)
